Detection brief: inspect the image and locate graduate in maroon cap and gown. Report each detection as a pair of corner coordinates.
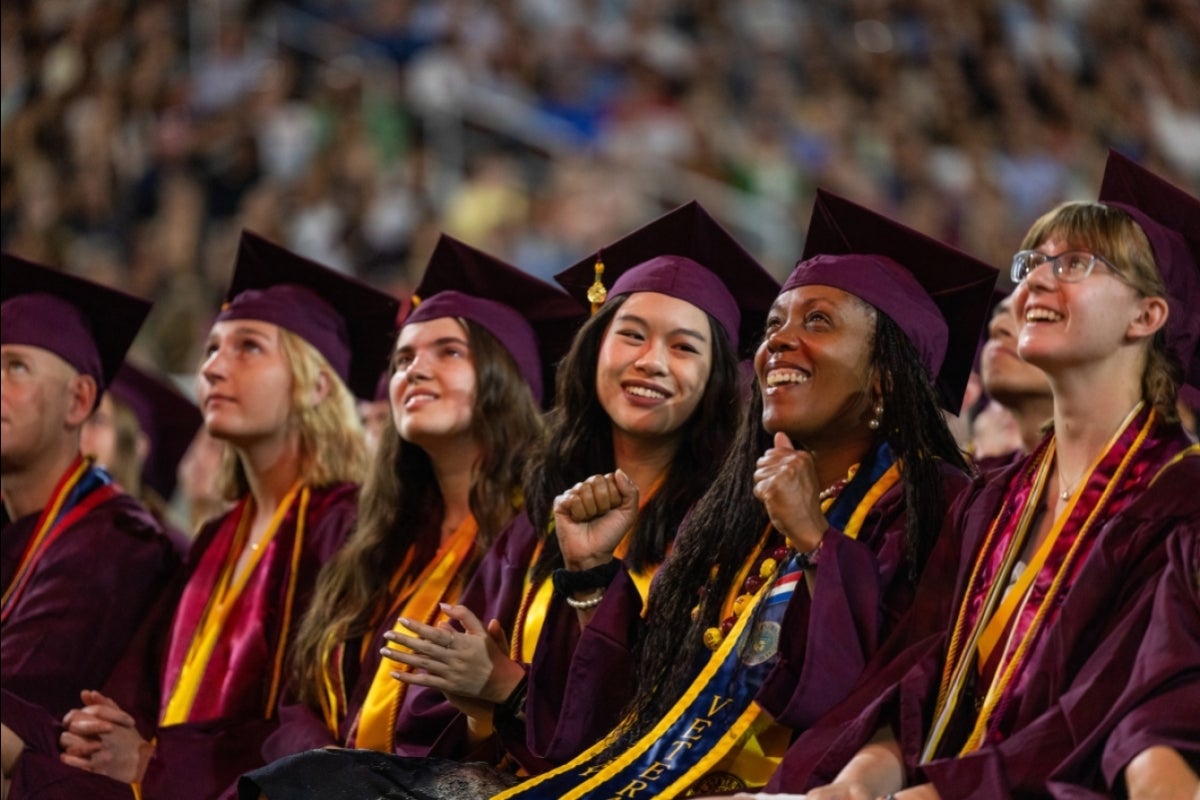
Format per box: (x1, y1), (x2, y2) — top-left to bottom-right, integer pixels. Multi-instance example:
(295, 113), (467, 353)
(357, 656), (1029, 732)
(238, 204), (772, 797)
(0, 255), (179, 798)
(236, 236), (575, 795)
(81, 362), (205, 555)
(50, 231), (399, 800)
(402, 202), (781, 771)
(757, 151), (1200, 799)
(487, 190), (996, 800)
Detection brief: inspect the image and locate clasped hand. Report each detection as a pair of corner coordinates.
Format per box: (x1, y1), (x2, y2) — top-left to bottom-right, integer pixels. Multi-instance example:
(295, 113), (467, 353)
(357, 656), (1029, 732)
(552, 469), (639, 572)
(382, 603), (525, 721)
(752, 432), (829, 553)
(59, 689), (150, 784)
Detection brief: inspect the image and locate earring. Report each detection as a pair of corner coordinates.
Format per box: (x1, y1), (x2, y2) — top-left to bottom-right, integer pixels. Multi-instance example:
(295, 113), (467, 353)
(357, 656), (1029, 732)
(868, 401), (883, 430)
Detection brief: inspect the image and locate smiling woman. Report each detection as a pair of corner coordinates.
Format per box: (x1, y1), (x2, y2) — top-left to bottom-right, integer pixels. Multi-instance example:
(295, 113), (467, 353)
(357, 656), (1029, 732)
(767, 152), (1200, 800)
(594, 292), (715, 444)
(490, 190), (997, 800)
(391, 316), (479, 447)
(238, 204), (779, 799)
(235, 235), (585, 797)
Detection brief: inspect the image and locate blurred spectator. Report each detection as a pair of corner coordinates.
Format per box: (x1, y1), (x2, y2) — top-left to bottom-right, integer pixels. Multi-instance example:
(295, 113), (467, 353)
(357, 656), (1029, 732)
(1, 0), (1197, 389)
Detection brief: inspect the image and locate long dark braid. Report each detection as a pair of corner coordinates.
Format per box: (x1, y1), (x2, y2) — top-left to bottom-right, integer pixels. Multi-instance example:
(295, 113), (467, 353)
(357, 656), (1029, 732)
(872, 313), (971, 578)
(609, 310), (970, 751)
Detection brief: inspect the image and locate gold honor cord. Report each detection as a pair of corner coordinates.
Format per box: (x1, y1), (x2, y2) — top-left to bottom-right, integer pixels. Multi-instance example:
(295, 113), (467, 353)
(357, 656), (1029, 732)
(922, 405), (1153, 761)
(161, 482), (306, 726)
(496, 462), (902, 799)
(317, 547), (419, 736)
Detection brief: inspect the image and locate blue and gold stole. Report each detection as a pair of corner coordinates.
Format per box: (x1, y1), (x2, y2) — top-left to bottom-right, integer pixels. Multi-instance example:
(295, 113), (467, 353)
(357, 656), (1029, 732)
(494, 446), (900, 800)
(2, 455), (120, 622)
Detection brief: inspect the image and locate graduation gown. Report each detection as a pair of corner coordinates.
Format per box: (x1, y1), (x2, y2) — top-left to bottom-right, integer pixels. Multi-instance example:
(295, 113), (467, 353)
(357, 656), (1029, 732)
(1, 485), (179, 719)
(519, 462), (970, 781)
(767, 423), (1199, 798)
(250, 512), (539, 782)
(1, 689), (134, 800)
(104, 482), (358, 800)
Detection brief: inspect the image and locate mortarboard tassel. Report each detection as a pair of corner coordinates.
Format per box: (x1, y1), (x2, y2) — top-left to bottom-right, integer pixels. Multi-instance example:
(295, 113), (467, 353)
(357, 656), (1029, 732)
(586, 253), (607, 314)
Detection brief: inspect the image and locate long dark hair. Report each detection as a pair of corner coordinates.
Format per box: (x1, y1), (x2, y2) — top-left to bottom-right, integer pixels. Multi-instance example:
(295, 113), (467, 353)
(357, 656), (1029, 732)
(611, 310), (969, 748)
(526, 295), (742, 583)
(291, 319), (543, 707)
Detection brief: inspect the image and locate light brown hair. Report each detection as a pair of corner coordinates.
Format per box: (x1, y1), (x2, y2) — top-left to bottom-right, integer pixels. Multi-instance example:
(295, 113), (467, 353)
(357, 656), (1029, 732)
(1021, 201), (1180, 421)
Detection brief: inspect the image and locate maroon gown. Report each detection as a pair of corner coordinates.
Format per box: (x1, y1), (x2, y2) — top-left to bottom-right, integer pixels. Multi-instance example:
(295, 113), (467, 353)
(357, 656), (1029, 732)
(767, 424), (1199, 798)
(101, 482), (359, 800)
(251, 512), (540, 771)
(1, 489), (179, 719)
(519, 462), (971, 774)
(2, 689), (135, 800)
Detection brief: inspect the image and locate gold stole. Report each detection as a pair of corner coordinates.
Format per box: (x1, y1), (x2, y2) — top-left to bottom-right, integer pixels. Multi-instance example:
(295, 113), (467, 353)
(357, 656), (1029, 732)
(160, 482), (308, 725)
(355, 516), (479, 751)
(922, 405), (1155, 760)
(511, 475), (666, 663)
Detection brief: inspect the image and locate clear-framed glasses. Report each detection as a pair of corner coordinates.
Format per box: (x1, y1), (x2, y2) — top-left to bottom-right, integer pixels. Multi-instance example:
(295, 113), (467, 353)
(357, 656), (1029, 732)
(1010, 250), (1121, 284)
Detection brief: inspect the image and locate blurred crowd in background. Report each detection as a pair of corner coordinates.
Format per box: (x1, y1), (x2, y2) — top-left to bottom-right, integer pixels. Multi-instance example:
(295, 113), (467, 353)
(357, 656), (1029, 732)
(3, 0), (1198, 385)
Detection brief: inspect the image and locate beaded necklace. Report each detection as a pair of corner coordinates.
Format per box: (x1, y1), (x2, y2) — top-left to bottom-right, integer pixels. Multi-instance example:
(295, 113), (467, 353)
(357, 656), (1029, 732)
(697, 464), (859, 651)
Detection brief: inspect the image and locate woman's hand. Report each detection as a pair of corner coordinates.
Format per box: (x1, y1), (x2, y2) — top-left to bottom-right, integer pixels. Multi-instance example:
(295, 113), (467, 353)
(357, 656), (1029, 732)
(802, 728), (912, 800)
(2, 723), (25, 779)
(58, 690), (151, 784)
(753, 432), (828, 553)
(801, 783), (878, 800)
(382, 604), (525, 713)
(553, 470), (639, 572)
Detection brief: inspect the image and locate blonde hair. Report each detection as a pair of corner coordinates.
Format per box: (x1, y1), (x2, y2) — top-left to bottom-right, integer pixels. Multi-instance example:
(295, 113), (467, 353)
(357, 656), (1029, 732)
(216, 327), (368, 499)
(1021, 201), (1180, 422)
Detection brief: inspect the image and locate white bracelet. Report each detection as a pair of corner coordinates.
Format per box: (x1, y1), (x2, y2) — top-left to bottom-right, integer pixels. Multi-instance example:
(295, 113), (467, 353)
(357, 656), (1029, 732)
(564, 591), (605, 610)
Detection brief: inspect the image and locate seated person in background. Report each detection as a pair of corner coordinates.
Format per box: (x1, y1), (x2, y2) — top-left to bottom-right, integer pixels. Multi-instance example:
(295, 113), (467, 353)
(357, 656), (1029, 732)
(973, 291), (1054, 472)
(1, 254), (179, 797)
(81, 362), (204, 554)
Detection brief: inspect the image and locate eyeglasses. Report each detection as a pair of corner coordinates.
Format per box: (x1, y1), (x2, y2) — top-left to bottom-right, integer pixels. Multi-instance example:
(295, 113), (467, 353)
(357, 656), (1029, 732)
(1010, 250), (1122, 284)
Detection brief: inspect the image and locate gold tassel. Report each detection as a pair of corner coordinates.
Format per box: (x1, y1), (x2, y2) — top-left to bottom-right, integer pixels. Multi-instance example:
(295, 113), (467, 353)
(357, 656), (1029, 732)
(410, 293), (422, 308)
(585, 254), (607, 314)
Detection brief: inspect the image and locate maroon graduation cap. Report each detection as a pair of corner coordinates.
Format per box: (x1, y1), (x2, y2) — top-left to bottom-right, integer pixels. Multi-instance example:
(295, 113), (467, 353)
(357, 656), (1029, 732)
(554, 201), (781, 358)
(406, 235), (587, 406)
(1, 253), (152, 395)
(108, 363), (203, 500)
(790, 189), (1000, 411)
(1098, 149), (1200, 397)
(216, 231), (400, 399)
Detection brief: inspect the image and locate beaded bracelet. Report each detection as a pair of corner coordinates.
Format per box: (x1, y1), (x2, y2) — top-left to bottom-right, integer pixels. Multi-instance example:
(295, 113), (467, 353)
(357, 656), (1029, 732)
(564, 590), (605, 610)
